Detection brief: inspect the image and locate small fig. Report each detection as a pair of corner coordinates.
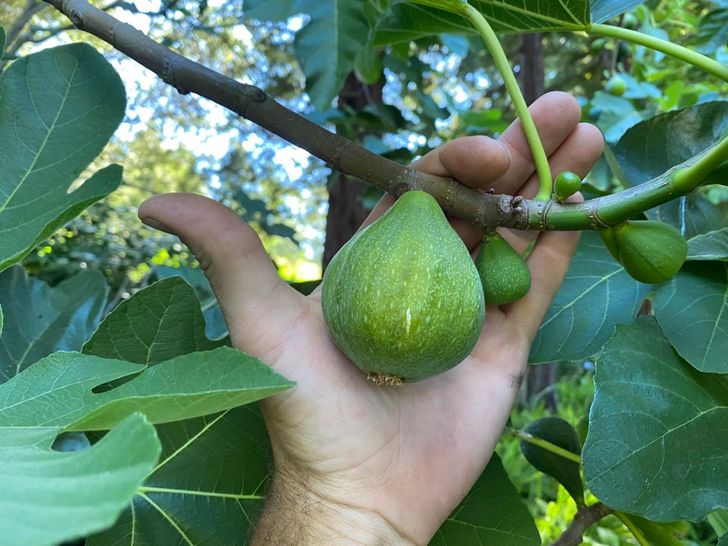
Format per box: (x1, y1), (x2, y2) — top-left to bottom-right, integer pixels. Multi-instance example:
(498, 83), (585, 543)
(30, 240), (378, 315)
(475, 232), (531, 306)
(553, 171), (582, 202)
(322, 191), (485, 383)
(599, 220), (687, 283)
(606, 75), (627, 96)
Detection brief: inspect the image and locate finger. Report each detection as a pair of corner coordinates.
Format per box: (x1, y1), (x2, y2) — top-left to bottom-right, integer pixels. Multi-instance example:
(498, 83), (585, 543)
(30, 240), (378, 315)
(138, 193), (303, 361)
(491, 91), (582, 195)
(499, 122), (604, 255)
(505, 196), (584, 339)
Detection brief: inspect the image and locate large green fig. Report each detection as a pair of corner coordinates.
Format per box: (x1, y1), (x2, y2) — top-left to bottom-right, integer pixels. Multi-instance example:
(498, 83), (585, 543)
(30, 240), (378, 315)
(322, 190), (485, 383)
(474, 232), (531, 306)
(599, 220), (687, 283)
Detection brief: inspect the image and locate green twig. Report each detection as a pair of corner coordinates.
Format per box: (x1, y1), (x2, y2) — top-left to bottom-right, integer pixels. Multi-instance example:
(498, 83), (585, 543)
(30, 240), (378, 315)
(462, 3), (553, 201)
(672, 134), (728, 191)
(614, 512), (650, 546)
(590, 24), (728, 82)
(510, 428), (582, 464)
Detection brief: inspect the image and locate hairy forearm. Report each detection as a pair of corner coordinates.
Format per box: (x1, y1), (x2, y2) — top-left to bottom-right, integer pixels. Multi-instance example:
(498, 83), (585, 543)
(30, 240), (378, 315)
(252, 465), (417, 546)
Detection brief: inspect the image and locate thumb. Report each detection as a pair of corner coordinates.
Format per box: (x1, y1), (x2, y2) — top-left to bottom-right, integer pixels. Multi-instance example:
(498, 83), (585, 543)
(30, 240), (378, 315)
(138, 193), (303, 362)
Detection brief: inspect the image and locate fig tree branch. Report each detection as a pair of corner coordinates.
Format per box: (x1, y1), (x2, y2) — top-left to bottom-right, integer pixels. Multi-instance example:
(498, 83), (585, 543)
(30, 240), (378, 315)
(552, 502), (612, 546)
(44, 0), (727, 233)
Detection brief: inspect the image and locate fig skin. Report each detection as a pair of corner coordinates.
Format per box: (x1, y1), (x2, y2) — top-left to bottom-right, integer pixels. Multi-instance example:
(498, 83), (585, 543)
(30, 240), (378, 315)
(599, 220), (687, 283)
(475, 232), (531, 306)
(322, 190), (485, 382)
(553, 171), (582, 202)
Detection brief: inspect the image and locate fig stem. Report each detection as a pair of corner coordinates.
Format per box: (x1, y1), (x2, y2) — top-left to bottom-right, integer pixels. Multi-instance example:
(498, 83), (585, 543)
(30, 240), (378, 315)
(462, 3), (553, 201)
(614, 512), (651, 546)
(590, 24), (728, 83)
(672, 134), (728, 192)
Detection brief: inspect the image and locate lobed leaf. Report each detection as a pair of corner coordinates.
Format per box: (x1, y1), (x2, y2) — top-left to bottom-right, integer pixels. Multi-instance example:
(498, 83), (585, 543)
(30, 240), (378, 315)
(584, 317), (728, 522)
(0, 266), (108, 384)
(0, 43), (126, 272)
(0, 413), (160, 546)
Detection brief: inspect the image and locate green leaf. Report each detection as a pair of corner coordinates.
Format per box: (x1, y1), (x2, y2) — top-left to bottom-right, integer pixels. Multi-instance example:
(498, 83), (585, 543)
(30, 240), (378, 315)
(294, 0), (371, 111)
(431, 453), (540, 545)
(87, 406), (271, 546)
(614, 102), (728, 238)
(653, 262), (728, 373)
(0, 27), (5, 58)
(520, 417), (583, 504)
(695, 8), (728, 55)
(375, 0), (590, 46)
(83, 277), (225, 363)
(687, 228), (728, 261)
(0, 266), (108, 384)
(530, 231), (650, 364)
(0, 413), (160, 546)
(0, 43), (126, 272)
(243, 0), (300, 21)
(583, 316), (728, 522)
(720, 534), (728, 546)
(627, 516), (689, 546)
(83, 278), (278, 545)
(590, 1), (645, 24)
(709, 508), (728, 536)
(0, 349), (292, 431)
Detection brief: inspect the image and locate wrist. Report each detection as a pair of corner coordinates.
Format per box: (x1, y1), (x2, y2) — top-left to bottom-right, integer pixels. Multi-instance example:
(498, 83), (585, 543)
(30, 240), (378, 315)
(252, 463), (417, 546)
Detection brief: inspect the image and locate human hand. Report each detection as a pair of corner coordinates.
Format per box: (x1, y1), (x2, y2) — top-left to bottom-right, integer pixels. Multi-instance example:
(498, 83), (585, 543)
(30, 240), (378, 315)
(138, 92), (604, 545)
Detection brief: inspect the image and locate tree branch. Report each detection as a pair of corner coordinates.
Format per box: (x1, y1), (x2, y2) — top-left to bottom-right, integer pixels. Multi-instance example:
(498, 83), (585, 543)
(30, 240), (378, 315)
(42, 0), (726, 232)
(552, 502), (612, 546)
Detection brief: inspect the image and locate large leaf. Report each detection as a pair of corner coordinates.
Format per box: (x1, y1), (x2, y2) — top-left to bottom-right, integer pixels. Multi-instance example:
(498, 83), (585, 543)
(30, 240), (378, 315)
(83, 277), (225, 362)
(687, 228), (728, 261)
(583, 317), (728, 522)
(0, 349), (292, 430)
(87, 406), (271, 546)
(0, 414), (160, 546)
(84, 278), (279, 544)
(529, 231), (650, 363)
(653, 262), (728, 373)
(246, 0), (370, 111)
(590, 0), (645, 24)
(375, 0), (591, 45)
(0, 43), (126, 272)
(0, 266), (108, 384)
(613, 102), (728, 238)
(431, 453), (540, 546)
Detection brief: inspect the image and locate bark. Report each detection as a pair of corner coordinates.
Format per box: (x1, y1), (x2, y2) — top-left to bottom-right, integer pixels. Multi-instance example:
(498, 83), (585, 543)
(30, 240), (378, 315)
(552, 503), (612, 546)
(323, 72), (383, 269)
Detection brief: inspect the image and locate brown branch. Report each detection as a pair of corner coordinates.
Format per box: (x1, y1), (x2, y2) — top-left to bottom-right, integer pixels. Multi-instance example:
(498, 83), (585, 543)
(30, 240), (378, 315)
(552, 502), (613, 546)
(41, 0), (719, 232)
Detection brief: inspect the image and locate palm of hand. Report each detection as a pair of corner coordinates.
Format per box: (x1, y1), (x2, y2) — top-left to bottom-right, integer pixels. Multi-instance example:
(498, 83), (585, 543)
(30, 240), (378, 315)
(138, 93), (603, 544)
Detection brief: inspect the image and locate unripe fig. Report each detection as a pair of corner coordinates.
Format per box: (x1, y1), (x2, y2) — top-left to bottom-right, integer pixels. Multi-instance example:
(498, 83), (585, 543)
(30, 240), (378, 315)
(553, 171), (582, 202)
(322, 191), (485, 384)
(474, 232), (531, 306)
(606, 75), (627, 96)
(599, 220), (687, 283)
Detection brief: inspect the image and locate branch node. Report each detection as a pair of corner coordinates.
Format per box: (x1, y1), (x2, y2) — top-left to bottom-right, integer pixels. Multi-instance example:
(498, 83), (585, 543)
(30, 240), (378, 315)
(69, 8), (84, 28)
(238, 85), (267, 118)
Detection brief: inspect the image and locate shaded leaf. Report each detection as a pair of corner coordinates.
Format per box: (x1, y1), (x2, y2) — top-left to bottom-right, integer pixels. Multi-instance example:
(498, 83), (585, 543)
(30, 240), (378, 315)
(0, 43), (126, 271)
(687, 228), (728, 261)
(695, 8), (728, 55)
(613, 102), (728, 238)
(0, 414), (160, 546)
(0, 349), (292, 431)
(520, 417), (583, 503)
(431, 453), (540, 546)
(654, 262), (728, 373)
(0, 266), (108, 384)
(83, 277), (225, 362)
(530, 231), (650, 364)
(584, 317), (728, 522)
(375, 0), (591, 46)
(721, 535), (728, 546)
(87, 406), (271, 546)
(590, 0), (645, 24)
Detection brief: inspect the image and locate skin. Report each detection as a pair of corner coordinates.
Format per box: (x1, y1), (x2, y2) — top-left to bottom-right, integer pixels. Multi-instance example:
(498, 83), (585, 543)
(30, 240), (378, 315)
(138, 92), (604, 545)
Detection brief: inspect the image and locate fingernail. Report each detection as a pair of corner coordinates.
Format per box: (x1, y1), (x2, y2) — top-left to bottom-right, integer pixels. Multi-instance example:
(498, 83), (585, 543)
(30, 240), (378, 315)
(141, 216), (174, 234)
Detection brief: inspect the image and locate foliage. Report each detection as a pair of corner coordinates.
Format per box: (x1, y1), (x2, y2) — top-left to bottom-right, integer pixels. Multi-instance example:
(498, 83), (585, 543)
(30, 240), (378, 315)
(0, 0), (727, 544)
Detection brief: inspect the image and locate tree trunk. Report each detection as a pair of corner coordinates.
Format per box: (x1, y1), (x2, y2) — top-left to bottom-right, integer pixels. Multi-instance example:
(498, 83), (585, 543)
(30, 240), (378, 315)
(518, 33), (559, 410)
(322, 72), (383, 269)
